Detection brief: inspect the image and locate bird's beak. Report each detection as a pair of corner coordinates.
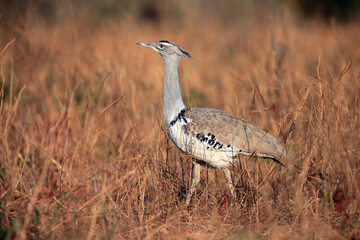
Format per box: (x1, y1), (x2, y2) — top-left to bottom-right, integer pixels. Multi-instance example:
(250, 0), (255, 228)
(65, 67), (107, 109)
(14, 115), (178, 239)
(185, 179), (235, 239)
(136, 42), (153, 48)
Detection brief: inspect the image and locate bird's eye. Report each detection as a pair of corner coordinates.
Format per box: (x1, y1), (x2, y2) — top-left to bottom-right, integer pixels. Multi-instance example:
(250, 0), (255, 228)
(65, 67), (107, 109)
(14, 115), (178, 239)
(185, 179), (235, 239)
(158, 44), (164, 49)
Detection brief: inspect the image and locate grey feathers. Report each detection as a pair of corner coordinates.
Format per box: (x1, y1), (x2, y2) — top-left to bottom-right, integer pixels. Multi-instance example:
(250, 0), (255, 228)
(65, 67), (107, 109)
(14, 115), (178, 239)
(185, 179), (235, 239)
(178, 107), (297, 163)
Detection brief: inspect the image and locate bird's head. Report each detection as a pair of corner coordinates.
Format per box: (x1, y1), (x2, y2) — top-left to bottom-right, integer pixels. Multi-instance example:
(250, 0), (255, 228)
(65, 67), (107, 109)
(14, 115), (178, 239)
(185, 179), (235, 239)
(136, 40), (191, 59)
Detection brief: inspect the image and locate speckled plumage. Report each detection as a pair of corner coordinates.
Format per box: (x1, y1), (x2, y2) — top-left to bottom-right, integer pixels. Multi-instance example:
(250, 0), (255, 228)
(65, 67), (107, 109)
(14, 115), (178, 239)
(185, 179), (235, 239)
(168, 107), (298, 169)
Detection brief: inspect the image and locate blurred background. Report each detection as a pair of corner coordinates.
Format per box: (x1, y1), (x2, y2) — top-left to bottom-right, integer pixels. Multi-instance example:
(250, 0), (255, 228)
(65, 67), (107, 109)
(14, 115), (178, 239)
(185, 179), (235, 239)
(1, 0), (360, 239)
(1, 0), (360, 28)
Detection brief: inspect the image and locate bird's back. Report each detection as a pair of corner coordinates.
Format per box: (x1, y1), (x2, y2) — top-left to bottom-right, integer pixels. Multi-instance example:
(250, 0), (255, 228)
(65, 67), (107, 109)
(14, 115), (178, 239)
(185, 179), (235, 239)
(168, 107), (299, 169)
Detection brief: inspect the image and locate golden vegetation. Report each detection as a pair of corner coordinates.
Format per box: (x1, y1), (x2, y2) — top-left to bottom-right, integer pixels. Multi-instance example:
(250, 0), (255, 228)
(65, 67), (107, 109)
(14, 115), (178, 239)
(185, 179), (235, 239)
(1, 3), (360, 239)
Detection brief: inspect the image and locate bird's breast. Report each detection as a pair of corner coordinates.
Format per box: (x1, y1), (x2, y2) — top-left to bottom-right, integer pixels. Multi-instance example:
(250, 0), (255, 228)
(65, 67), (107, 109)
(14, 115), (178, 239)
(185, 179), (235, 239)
(166, 120), (238, 168)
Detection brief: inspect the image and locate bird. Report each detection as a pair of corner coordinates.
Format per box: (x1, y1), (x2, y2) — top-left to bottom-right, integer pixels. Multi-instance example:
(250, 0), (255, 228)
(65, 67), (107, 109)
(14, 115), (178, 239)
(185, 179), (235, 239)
(137, 40), (300, 206)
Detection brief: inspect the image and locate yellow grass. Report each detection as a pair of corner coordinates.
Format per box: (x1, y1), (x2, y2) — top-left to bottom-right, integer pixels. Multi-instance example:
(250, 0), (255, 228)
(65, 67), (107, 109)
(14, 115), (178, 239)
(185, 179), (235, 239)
(1, 3), (360, 239)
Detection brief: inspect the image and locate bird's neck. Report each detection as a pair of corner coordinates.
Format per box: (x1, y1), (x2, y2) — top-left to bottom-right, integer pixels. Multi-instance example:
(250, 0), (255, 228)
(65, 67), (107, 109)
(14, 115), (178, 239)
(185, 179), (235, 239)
(162, 56), (186, 129)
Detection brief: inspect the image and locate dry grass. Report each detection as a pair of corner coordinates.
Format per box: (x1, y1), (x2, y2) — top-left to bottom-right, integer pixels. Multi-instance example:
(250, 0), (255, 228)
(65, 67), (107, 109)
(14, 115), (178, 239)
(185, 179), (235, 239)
(1, 5), (360, 239)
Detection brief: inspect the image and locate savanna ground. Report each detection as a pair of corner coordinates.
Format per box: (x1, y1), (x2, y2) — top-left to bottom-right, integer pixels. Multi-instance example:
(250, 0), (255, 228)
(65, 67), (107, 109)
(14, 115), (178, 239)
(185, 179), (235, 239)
(1, 1), (360, 239)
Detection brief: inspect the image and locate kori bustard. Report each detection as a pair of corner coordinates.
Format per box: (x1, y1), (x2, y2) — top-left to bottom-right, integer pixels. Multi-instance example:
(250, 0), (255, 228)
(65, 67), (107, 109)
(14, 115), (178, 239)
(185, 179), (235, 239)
(137, 40), (299, 206)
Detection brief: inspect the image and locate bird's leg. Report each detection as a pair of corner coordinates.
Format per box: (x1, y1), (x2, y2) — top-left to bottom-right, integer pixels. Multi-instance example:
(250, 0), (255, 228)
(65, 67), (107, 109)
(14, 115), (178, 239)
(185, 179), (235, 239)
(185, 160), (201, 207)
(222, 168), (235, 198)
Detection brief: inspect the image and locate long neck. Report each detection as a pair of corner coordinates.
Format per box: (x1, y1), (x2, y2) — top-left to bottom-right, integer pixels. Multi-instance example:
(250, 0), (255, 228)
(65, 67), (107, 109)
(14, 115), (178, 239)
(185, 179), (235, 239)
(162, 56), (185, 128)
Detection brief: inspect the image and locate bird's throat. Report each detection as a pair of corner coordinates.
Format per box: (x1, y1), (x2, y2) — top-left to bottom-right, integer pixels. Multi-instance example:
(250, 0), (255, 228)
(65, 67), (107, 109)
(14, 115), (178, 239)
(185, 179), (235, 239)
(162, 57), (186, 129)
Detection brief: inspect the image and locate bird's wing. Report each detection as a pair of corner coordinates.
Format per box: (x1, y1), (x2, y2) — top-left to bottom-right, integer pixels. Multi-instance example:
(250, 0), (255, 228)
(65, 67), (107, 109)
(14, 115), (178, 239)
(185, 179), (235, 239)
(183, 107), (299, 169)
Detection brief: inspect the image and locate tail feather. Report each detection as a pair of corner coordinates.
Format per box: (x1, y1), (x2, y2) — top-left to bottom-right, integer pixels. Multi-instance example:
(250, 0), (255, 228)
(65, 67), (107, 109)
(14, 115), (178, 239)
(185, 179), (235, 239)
(257, 146), (301, 173)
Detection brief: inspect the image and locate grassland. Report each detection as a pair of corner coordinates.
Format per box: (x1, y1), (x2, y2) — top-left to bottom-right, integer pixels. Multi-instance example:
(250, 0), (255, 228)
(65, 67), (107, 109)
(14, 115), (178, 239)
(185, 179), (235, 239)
(1, 2), (360, 239)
